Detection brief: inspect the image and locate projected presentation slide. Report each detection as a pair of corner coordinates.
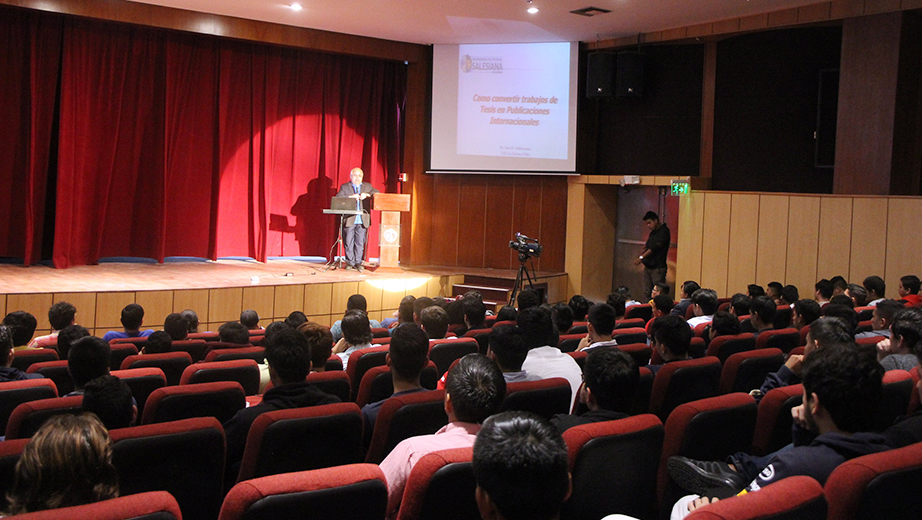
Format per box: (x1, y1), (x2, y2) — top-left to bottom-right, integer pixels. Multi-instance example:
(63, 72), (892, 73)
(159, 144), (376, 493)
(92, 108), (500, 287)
(456, 43), (569, 160)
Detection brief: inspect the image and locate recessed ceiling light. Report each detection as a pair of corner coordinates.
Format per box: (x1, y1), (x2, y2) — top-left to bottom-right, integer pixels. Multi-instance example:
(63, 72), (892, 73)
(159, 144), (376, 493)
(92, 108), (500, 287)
(290, 3), (303, 11)
(527, 7), (539, 13)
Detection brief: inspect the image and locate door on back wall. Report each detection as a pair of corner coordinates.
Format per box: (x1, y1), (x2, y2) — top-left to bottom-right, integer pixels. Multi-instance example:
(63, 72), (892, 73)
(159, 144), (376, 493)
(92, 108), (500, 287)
(613, 186), (678, 301)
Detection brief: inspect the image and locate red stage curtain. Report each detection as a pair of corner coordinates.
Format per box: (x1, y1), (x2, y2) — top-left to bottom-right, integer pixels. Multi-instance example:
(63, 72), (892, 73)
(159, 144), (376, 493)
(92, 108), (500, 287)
(0, 9), (62, 265)
(1, 6), (406, 268)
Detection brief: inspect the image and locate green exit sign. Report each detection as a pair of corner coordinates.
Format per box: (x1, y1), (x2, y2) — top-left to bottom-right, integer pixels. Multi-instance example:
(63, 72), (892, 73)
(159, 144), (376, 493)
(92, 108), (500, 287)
(671, 181), (690, 196)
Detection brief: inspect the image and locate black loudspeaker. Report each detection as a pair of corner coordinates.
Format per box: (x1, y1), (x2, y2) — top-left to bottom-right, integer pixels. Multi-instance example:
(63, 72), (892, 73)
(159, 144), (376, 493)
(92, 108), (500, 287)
(616, 51), (645, 97)
(586, 53), (614, 98)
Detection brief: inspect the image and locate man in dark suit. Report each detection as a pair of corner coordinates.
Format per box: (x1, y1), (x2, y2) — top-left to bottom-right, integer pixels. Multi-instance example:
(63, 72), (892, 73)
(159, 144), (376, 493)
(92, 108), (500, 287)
(335, 167), (379, 272)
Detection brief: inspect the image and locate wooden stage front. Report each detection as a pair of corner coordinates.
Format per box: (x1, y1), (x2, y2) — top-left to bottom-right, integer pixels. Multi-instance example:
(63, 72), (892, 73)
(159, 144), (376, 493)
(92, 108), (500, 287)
(0, 260), (568, 338)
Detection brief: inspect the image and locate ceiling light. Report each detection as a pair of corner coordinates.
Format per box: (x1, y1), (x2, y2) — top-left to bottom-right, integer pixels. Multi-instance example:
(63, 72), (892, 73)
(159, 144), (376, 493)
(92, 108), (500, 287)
(290, 3), (303, 11)
(527, 7), (539, 13)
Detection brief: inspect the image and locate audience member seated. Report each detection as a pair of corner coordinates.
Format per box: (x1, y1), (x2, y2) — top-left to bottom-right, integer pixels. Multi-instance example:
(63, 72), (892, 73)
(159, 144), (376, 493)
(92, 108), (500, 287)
(55, 324), (90, 365)
(27, 301), (77, 349)
(67, 336), (112, 396)
(386, 295), (416, 332)
(650, 282), (670, 303)
(882, 308), (922, 448)
(516, 288), (541, 312)
(495, 306), (517, 323)
(379, 353), (505, 516)
(830, 275), (848, 296)
(615, 286), (642, 308)
(648, 315), (692, 375)
(362, 323), (429, 443)
(284, 311), (309, 329)
(577, 303), (619, 352)
(458, 297), (488, 337)
(864, 275), (886, 307)
(240, 309), (262, 331)
(3, 311), (38, 350)
(487, 325), (538, 383)
(550, 303), (574, 339)
(332, 310), (374, 370)
(821, 304), (858, 335)
(568, 295), (592, 322)
(298, 322), (334, 372)
(162, 313), (189, 341)
(792, 299), (821, 330)
(846, 283), (869, 307)
(445, 299), (466, 333)
(728, 293), (750, 317)
(82, 375), (136, 430)
(219, 321), (251, 345)
(2, 414), (118, 516)
(331, 294), (382, 342)
(473, 411), (571, 520)
(102, 304), (154, 343)
(875, 308), (922, 372)
(142, 331), (173, 354)
(551, 347), (637, 433)
(898, 275), (922, 307)
(756, 317), (852, 401)
(648, 295), (676, 336)
(412, 297), (436, 325)
(779, 284), (799, 306)
(223, 328), (340, 478)
(856, 299), (902, 340)
(181, 309), (200, 333)
(263, 321), (289, 345)
(0, 325), (44, 382)
(742, 296), (775, 336)
(766, 282), (783, 305)
(829, 294), (854, 308)
(606, 293), (627, 320)
(666, 343), (887, 519)
(814, 279), (833, 307)
(420, 306), (450, 340)
(707, 311), (741, 343)
(747, 284), (765, 299)
(518, 306), (581, 410)
(686, 289), (718, 329)
(671, 281), (700, 318)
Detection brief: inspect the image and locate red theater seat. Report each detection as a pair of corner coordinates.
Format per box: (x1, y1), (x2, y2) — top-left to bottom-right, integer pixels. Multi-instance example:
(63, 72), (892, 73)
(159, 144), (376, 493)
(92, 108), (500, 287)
(825, 442), (922, 520)
(365, 389), (448, 464)
(180, 359), (260, 395)
(13, 491), (182, 520)
(396, 447), (476, 520)
(5, 395), (83, 439)
(684, 475), (825, 520)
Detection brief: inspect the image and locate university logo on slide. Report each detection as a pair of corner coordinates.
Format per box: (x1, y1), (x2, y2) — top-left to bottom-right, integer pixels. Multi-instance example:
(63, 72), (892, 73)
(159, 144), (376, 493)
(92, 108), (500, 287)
(460, 55), (502, 74)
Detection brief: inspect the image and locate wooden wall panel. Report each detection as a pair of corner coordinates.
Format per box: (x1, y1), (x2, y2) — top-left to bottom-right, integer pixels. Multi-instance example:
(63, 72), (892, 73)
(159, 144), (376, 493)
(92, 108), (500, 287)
(756, 195), (790, 284)
(483, 177), (516, 269)
(55, 293), (97, 332)
(242, 286), (276, 321)
(95, 292), (134, 329)
(457, 178), (487, 268)
(381, 283), (408, 311)
(7, 294), (53, 332)
(725, 194), (760, 295)
(676, 192), (706, 291)
(565, 182), (587, 296)
(135, 291), (173, 328)
(511, 181), (544, 270)
(272, 285), (304, 318)
(699, 193), (732, 295)
(331, 282), (360, 315)
(173, 289), (209, 316)
(539, 177), (569, 273)
(785, 196), (822, 297)
(308, 314), (333, 327)
(849, 198), (889, 283)
(885, 198), (922, 296)
(817, 197), (853, 278)
(358, 281), (384, 312)
(208, 288), (243, 324)
(303, 283), (333, 316)
(429, 175), (461, 266)
(0, 296), (6, 324)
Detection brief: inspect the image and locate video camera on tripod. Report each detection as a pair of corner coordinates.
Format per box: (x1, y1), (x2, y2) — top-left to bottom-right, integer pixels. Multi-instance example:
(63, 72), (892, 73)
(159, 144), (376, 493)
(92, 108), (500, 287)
(508, 233), (542, 262)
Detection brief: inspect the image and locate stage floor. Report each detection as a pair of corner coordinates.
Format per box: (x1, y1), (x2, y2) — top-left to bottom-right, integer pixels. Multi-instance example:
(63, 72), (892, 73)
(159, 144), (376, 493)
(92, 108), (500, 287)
(0, 260), (568, 337)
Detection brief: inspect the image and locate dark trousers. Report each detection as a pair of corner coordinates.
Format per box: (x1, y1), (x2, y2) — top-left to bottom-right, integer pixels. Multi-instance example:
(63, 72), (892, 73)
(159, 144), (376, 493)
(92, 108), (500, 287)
(344, 223), (367, 266)
(643, 266), (667, 300)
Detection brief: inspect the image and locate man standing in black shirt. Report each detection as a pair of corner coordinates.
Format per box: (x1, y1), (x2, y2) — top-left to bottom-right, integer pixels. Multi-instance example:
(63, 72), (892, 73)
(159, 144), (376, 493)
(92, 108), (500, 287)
(634, 211), (670, 300)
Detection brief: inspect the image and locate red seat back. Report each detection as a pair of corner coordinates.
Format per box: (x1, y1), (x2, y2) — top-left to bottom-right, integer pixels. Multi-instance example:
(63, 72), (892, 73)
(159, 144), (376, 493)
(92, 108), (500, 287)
(10, 348), (59, 372)
(396, 447), (476, 520)
(111, 367), (167, 419)
(121, 351), (193, 386)
(625, 303), (653, 323)
(26, 359), (74, 396)
(718, 348), (784, 394)
(180, 359), (260, 395)
(219, 464), (387, 520)
(5, 395), (83, 439)
(705, 333), (756, 363)
(141, 381), (245, 424)
(752, 383), (803, 455)
(306, 370), (352, 403)
(203, 346), (265, 363)
(755, 328), (800, 353)
(825, 442), (922, 520)
(648, 357), (722, 420)
(0, 378), (58, 433)
(365, 389), (448, 464)
(13, 491), (182, 520)
(346, 346), (390, 400)
(110, 343), (140, 371)
(500, 377), (571, 420)
(684, 475), (825, 520)
(428, 338), (478, 374)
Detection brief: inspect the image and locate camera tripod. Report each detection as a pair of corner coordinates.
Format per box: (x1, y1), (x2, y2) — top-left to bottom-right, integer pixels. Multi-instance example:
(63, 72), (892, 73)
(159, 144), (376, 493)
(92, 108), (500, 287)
(509, 254), (536, 308)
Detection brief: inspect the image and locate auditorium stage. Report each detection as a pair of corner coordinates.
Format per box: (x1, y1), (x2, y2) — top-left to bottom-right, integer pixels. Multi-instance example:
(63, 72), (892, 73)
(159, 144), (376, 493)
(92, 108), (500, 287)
(0, 259), (568, 338)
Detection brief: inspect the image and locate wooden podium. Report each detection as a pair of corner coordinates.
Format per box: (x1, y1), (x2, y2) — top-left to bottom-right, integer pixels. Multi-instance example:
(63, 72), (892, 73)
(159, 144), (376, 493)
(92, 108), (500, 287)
(373, 193), (411, 270)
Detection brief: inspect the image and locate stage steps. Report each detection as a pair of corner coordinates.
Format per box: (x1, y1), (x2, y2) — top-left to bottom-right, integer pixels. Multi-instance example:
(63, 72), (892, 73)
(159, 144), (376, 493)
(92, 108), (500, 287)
(451, 275), (548, 312)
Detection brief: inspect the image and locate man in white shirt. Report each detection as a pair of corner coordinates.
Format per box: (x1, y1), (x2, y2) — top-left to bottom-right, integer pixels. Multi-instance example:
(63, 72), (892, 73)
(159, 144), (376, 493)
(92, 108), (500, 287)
(686, 289), (718, 329)
(518, 306), (581, 410)
(577, 303), (620, 352)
